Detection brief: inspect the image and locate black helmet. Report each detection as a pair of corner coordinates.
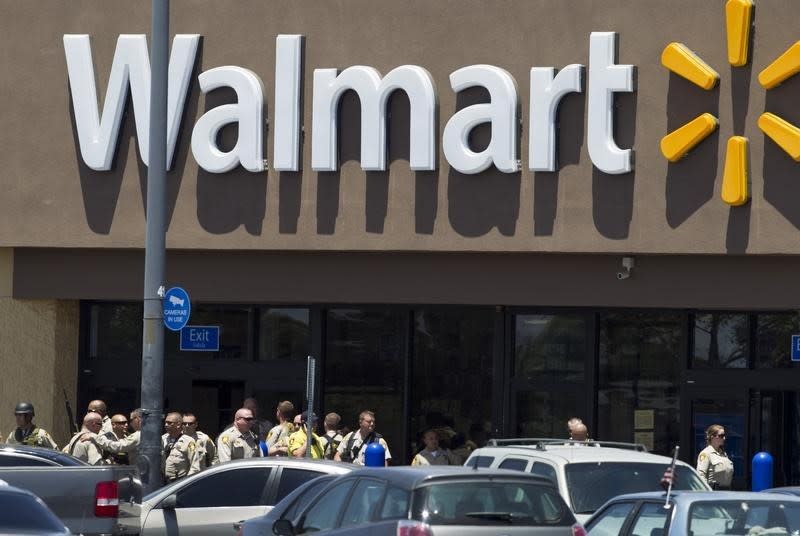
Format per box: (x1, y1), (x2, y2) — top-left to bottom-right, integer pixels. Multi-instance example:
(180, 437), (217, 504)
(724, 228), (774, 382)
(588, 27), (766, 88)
(14, 402), (34, 416)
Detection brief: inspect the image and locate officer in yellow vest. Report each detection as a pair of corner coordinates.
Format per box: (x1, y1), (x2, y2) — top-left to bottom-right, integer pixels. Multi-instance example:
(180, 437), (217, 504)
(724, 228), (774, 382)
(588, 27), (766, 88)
(6, 402), (57, 450)
(288, 411), (324, 459)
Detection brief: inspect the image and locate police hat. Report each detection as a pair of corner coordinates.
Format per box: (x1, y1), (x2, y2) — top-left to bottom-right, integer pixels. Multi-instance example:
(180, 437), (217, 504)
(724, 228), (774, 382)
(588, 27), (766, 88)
(14, 402), (34, 416)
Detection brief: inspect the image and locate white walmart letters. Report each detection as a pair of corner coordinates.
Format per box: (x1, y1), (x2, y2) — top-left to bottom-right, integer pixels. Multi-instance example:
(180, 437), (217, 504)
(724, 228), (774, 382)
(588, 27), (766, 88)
(64, 32), (635, 175)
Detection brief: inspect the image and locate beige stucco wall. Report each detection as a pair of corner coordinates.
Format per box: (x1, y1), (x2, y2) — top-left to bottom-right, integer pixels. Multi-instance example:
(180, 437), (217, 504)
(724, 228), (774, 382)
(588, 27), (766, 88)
(0, 285), (79, 447)
(2, 0), (800, 254)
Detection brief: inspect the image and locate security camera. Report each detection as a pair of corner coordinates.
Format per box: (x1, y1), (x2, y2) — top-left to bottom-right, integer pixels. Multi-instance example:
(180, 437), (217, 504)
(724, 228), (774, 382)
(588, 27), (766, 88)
(617, 271), (630, 280)
(616, 256), (635, 280)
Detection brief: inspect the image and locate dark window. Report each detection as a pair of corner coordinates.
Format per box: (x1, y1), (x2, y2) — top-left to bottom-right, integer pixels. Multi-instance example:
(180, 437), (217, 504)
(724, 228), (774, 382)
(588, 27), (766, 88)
(530, 462), (557, 484)
(513, 314), (587, 438)
(300, 480), (355, 532)
(0, 454), (53, 467)
(411, 310), (494, 455)
(341, 479), (386, 527)
(173, 467), (272, 508)
(565, 463), (705, 516)
(499, 458), (528, 472)
(379, 487), (410, 520)
(282, 477), (336, 522)
(275, 469), (324, 504)
(0, 492), (66, 532)
(88, 303), (143, 360)
(586, 502), (637, 534)
(259, 308), (310, 360)
(413, 481), (573, 526)
(467, 455), (494, 468)
(324, 309), (405, 460)
(756, 313), (800, 369)
(692, 313), (748, 368)
(630, 502), (670, 536)
(598, 312), (682, 455)
(165, 304), (254, 360)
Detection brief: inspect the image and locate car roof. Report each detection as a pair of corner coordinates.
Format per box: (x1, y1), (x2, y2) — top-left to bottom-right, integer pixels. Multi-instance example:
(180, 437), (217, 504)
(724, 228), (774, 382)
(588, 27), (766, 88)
(604, 490), (800, 503)
(0, 444), (88, 466)
(349, 465), (558, 489)
(471, 443), (681, 465)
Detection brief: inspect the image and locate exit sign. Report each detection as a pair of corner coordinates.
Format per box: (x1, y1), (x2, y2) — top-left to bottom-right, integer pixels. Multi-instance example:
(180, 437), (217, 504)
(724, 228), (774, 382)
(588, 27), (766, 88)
(180, 326), (220, 352)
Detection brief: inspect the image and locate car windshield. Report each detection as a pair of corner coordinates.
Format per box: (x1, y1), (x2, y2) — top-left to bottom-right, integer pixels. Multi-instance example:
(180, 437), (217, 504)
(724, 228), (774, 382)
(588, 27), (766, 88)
(412, 480), (574, 526)
(688, 500), (800, 535)
(0, 492), (67, 532)
(565, 463), (706, 514)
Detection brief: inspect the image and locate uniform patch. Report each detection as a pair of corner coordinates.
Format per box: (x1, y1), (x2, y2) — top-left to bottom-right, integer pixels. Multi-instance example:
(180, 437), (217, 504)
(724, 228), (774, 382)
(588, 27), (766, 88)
(221, 435), (229, 444)
(699, 453), (707, 462)
(188, 442), (196, 453)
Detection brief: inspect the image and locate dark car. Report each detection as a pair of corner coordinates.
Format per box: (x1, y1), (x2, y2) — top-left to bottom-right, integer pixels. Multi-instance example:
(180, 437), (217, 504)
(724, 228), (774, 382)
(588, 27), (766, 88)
(272, 466), (585, 535)
(0, 482), (72, 535)
(240, 474), (344, 536)
(0, 444), (88, 467)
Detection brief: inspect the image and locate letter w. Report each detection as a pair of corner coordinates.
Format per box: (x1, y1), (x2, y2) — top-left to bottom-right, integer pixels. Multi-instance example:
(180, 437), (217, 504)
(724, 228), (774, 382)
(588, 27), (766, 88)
(63, 34), (199, 171)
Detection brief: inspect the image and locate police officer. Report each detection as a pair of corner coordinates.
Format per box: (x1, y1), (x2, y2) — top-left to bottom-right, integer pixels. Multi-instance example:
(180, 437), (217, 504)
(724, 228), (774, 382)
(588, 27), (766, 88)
(90, 408), (142, 466)
(162, 412), (200, 483)
(101, 414), (130, 465)
(87, 399), (113, 435)
(182, 412), (217, 469)
(265, 401), (295, 457)
(411, 429), (459, 466)
(320, 412), (343, 460)
(216, 408), (261, 462)
(697, 424), (734, 490)
(287, 411), (324, 459)
(335, 410), (391, 466)
(6, 402), (58, 449)
(63, 412), (105, 464)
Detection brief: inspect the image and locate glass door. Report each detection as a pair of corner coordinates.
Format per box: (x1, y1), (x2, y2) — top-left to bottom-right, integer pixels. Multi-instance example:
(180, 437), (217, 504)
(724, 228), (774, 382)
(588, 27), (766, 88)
(686, 388), (748, 490)
(754, 390), (800, 487)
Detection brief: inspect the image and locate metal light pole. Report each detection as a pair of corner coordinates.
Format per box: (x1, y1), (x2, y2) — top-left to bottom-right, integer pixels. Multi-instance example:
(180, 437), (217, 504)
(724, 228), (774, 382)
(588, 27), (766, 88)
(139, 0), (169, 495)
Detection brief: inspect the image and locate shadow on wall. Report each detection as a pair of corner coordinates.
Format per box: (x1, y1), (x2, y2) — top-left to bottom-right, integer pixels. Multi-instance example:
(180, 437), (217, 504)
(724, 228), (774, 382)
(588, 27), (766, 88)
(592, 90), (637, 239)
(762, 71), (800, 231)
(196, 81), (267, 236)
(73, 40), (204, 235)
(664, 72), (720, 230)
(532, 90), (586, 236)
(316, 89), (440, 236)
(447, 86), (520, 238)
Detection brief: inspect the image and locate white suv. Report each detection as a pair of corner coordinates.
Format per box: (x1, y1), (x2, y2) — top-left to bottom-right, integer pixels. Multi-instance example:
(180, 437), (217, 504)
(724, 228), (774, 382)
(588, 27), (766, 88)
(465, 439), (710, 523)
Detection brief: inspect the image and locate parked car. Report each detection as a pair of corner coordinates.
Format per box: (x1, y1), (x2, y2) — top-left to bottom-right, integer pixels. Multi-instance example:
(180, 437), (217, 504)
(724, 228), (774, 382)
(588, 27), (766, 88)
(584, 490), (800, 535)
(464, 439), (709, 522)
(762, 486), (800, 497)
(0, 482), (72, 535)
(140, 458), (354, 535)
(239, 474), (345, 536)
(0, 444), (140, 535)
(271, 466), (585, 535)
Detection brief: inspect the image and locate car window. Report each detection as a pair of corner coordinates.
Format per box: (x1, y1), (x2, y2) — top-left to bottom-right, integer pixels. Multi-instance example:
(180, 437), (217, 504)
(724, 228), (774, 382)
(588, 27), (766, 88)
(499, 458), (528, 472)
(688, 500), (800, 535)
(0, 492), (67, 532)
(530, 462), (558, 483)
(413, 480), (574, 526)
(565, 463), (706, 515)
(0, 454), (53, 467)
(341, 479), (386, 527)
(174, 467), (273, 508)
(300, 480), (355, 532)
(630, 502), (670, 536)
(275, 469), (325, 504)
(379, 486), (410, 520)
(467, 455), (494, 468)
(282, 477), (336, 521)
(586, 502), (637, 536)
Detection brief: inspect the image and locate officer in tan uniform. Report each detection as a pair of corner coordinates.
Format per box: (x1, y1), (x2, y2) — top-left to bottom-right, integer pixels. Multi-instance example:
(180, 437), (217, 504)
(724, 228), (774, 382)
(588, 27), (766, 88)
(87, 399), (113, 435)
(182, 412), (217, 469)
(161, 412), (200, 483)
(697, 424), (734, 490)
(265, 401), (295, 457)
(63, 412), (105, 464)
(90, 408), (142, 466)
(6, 402), (58, 450)
(217, 408), (261, 462)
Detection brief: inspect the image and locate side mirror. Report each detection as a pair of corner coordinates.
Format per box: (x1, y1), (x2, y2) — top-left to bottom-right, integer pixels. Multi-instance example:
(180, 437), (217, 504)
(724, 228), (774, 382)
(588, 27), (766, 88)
(272, 519), (296, 536)
(160, 494), (178, 510)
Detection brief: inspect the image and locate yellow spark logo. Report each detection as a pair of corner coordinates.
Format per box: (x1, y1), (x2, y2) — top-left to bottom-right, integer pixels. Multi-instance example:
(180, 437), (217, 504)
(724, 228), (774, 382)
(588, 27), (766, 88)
(660, 0), (800, 207)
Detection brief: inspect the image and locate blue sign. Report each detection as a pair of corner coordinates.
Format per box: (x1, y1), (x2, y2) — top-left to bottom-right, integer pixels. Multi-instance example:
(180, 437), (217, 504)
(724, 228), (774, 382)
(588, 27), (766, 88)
(163, 287), (191, 331)
(792, 335), (800, 361)
(180, 326), (220, 352)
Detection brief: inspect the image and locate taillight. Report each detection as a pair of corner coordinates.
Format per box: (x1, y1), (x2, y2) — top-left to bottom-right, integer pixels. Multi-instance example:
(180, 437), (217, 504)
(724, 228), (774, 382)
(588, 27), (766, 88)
(572, 523), (587, 536)
(95, 481), (119, 517)
(397, 520), (433, 536)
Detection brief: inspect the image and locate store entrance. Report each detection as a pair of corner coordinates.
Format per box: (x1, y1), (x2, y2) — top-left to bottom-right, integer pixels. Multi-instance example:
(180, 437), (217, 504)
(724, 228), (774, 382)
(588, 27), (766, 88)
(684, 385), (800, 489)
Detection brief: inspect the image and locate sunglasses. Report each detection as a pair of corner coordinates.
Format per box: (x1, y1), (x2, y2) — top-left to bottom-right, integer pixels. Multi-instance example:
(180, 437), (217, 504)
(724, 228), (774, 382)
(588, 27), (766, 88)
(182, 422), (197, 426)
(239, 417), (255, 422)
(112, 421), (128, 425)
(715, 433), (726, 438)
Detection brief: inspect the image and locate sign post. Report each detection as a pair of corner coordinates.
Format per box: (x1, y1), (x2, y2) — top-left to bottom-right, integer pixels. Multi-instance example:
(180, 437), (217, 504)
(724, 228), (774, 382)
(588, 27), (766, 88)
(305, 356), (316, 458)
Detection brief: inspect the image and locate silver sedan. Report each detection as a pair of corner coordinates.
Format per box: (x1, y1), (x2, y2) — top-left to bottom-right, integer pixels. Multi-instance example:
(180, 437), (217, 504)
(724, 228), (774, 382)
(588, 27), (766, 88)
(139, 458), (353, 536)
